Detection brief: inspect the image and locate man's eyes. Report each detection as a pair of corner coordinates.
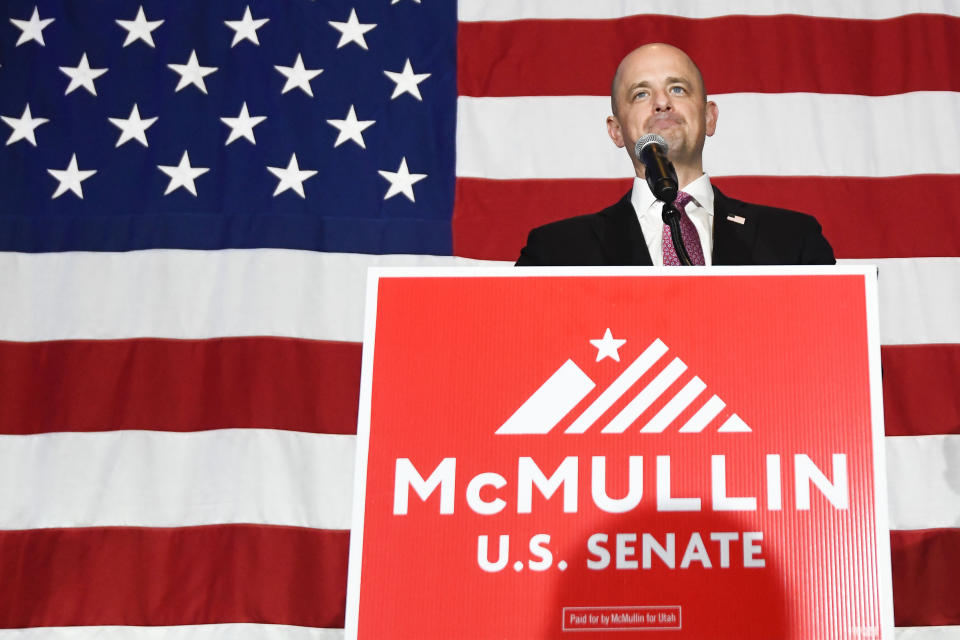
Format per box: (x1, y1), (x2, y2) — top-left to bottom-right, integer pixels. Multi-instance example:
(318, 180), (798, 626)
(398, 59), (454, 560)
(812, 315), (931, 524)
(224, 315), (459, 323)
(632, 86), (687, 100)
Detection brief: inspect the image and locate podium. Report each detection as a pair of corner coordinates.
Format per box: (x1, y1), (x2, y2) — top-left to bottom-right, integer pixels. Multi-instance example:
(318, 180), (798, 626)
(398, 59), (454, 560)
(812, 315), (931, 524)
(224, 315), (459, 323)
(346, 266), (893, 639)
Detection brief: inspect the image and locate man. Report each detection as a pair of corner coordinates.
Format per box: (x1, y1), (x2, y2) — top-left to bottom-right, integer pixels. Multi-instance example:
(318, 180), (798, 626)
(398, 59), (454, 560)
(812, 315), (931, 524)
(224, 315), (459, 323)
(516, 43), (835, 266)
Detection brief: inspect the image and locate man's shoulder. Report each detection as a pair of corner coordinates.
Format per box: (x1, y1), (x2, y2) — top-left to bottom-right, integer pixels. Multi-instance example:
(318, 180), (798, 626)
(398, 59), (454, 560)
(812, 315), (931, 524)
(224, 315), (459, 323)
(536, 193), (630, 230)
(525, 203), (613, 238)
(718, 190), (821, 230)
(515, 194), (633, 266)
(714, 188), (835, 265)
(515, 185), (835, 266)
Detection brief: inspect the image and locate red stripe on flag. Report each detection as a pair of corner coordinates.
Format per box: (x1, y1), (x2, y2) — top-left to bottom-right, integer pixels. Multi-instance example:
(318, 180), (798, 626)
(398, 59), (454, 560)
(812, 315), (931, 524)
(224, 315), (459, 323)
(0, 337), (361, 435)
(882, 344), (960, 437)
(0, 525), (348, 629)
(713, 176), (960, 260)
(452, 176), (960, 261)
(891, 528), (960, 627)
(453, 178), (631, 261)
(4, 526), (950, 628)
(458, 14), (960, 97)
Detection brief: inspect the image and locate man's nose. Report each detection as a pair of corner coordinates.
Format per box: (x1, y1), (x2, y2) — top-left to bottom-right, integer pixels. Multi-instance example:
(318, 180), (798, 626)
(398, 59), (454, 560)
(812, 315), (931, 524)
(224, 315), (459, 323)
(652, 89), (672, 111)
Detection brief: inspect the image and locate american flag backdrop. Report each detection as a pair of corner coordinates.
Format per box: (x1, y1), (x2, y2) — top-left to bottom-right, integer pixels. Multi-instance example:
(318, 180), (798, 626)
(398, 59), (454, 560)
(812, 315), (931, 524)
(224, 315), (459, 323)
(0, 0), (958, 637)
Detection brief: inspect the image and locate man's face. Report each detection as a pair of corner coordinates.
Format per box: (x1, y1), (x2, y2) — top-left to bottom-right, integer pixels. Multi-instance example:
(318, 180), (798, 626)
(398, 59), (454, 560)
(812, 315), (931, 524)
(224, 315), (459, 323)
(606, 45), (718, 174)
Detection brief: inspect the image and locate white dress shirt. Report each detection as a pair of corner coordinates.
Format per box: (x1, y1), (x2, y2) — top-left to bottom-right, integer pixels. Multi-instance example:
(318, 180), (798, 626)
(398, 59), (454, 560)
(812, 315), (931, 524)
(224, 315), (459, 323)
(630, 173), (715, 266)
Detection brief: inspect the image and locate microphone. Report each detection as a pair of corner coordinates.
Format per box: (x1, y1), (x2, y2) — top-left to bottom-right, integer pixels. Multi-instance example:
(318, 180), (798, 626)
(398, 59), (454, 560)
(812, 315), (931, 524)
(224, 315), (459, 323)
(634, 134), (678, 203)
(634, 134), (692, 265)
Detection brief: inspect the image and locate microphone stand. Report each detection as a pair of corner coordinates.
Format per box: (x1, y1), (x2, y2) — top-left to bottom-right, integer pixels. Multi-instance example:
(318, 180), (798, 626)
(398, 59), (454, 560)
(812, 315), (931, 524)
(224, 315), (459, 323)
(661, 203), (693, 266)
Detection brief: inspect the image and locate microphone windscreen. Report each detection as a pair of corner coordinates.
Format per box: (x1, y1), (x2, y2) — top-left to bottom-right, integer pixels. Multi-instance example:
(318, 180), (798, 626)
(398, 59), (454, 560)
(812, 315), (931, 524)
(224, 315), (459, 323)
(634, 133), (669, 161)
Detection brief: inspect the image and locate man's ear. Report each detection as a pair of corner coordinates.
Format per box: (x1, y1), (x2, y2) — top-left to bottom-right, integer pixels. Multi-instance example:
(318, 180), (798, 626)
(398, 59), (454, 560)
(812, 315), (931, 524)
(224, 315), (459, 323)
(705, 100), (719, 137)
(606, 115), (625, 148)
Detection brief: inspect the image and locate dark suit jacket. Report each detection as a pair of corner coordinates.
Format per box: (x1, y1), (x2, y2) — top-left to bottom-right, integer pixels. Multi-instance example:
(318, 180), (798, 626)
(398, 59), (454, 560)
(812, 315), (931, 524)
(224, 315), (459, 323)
(516, 187), (835, 266)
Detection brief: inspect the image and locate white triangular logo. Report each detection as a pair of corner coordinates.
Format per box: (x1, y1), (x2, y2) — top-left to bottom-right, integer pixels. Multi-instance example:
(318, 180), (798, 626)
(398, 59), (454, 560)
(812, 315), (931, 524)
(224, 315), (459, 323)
(497, 338), (750, 436)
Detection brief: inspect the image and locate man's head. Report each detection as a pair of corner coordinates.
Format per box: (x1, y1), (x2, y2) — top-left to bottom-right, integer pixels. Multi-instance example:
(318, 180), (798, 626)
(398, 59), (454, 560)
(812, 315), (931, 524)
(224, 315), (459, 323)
(606, 43), (718, 184)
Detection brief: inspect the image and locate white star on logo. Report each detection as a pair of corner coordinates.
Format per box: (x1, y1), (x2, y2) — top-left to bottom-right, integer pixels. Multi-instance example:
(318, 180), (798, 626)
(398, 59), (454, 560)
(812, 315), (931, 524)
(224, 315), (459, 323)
(221, 102), (266, 145)
(157, 151), (210, 196)
(590, 328), (627, 362)
(225, 6), (269, 47)
(2, 104), (49, 146)
(326, 105), (375, 149)
(378, 157), (427, 202)
(267, 153), (318, 199)
(383, 58), (430, 101)
(108, 104), (157, 148)
(116, 6), (163, 48)
(47, 154), (96, 199)
(168, 50), (218, 94)
(59, 53), (108, 96)
(10, 6), (54, 47)
(274, 53), (323, 97)
(328, 8), (376, 50)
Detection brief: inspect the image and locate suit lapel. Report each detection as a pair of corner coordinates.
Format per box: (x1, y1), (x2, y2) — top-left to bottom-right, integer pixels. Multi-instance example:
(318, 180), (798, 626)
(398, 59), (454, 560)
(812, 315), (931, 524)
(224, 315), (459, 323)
(595, 187), (755, 266)
(712, 186), (757, 265)
(595, 191), (653, 266)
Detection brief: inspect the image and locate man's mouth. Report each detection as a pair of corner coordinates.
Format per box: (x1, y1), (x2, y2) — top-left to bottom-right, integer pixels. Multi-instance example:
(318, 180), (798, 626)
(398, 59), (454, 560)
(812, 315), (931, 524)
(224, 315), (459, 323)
(648, 117), (681, 130)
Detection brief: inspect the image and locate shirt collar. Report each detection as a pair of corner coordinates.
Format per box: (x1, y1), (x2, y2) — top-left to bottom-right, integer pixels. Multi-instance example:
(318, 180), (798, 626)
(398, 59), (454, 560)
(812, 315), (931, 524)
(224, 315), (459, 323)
(631, 173), (715, 220)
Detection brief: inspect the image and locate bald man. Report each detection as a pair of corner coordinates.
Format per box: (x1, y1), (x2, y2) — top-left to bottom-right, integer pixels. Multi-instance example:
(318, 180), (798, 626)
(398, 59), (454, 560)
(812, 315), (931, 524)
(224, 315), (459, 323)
(516, 43), (835, 266)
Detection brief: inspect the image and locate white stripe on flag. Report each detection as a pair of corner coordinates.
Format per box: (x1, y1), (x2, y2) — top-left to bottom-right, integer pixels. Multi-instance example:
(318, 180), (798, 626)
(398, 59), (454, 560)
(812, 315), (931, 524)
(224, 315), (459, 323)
(2, 253), (957, 346)
(0, 250), (490, 343)
(0, 431), (953, 531)
(0, 429), (354, 530)
(840, 258), (960, 346)
(456, 93), (960, 179)
(886, 434), (960, 530)
(457, 0), (960, 21)
(895, 626), (960, 639)
(0, 626), (344, 639)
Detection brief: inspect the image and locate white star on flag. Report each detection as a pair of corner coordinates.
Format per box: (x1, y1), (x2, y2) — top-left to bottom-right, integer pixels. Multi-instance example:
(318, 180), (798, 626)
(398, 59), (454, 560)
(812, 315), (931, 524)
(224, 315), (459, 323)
(378, 157), (427, 202)
(157, 151), (210, 196)
(328, 8), (376, 50)
(590, 328), (627, 362)
(384, 58), (430, 100)
(2, 104), (49, 146)
(274, 54), (323, 97)
(225, 6), (269, 47)
(108, 104), (157, 147)
(326, 105), (375, 149)
(59, 53), (108, 96)
(168, 50), (218, 94)
(116, 6), (163, 48)
(267, 153), (318, 198)
(221, 102), (266, 145)
(10, 6), (54, 47)
(47, 154), (96, 199)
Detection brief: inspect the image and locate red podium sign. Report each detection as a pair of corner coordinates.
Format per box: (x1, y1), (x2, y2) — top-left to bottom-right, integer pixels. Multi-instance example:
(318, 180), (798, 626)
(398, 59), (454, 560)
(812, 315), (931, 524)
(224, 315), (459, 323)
(346, 267), (893, 640)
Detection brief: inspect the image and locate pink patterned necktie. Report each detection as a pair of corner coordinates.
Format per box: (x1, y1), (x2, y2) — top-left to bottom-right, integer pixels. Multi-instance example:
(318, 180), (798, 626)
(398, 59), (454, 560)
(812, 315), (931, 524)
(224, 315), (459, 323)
(661, 191), (705, 266)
